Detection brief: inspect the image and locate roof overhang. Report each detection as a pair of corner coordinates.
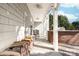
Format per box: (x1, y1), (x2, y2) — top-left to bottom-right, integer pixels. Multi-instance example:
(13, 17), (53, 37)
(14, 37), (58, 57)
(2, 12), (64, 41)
(27, 3), (58, 26)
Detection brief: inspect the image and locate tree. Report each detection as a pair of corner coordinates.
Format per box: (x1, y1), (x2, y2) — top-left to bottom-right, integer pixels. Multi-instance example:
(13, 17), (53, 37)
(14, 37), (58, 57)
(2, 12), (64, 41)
(58, 15), (70, 30)
(68, 24), (75, 30)
(49, 14), (70, 30)
(49, 14), (53, 30)
(72, 21), (79, 30)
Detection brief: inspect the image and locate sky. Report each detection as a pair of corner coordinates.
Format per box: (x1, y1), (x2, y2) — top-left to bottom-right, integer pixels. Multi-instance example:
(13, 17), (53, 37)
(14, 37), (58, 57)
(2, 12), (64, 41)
(58, 3), (79, 23)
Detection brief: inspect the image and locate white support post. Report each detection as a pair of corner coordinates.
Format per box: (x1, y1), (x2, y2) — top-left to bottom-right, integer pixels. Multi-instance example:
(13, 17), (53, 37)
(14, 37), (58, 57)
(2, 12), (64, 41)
(53, 4), (58, 52)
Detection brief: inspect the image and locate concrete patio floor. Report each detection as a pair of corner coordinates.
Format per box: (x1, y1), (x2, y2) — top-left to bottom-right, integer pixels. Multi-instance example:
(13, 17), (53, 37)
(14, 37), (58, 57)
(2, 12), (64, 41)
(30, 38), (62, 56)
(30, 38), (79, 56)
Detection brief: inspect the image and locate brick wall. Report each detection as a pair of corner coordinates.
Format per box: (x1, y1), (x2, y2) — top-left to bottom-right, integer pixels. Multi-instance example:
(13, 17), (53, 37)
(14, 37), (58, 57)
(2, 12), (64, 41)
(48, 30), (79, 45)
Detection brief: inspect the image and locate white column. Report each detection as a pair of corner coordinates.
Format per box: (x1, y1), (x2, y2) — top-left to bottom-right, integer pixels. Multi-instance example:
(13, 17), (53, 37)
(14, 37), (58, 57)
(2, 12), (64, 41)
(53, 6), (58, 52)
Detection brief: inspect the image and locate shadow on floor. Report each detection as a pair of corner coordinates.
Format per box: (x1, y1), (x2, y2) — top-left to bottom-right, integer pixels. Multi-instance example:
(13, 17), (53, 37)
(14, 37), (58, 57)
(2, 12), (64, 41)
(33, 39), (79, 56)
(30, 49), (78, 56)
(33, 44), (73, 56)
(35, 38), (50, 43)
(33, 44), (79, 56)
(59, 43), (79, 51)
(30, 52), (62, 56)
(34, 44), (54, 50)
(59, 49), (79, 56)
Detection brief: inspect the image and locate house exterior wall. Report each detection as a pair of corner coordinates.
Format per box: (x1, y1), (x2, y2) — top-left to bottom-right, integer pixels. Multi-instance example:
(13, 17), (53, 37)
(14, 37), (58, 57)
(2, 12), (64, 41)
(0, 3), (32, 51)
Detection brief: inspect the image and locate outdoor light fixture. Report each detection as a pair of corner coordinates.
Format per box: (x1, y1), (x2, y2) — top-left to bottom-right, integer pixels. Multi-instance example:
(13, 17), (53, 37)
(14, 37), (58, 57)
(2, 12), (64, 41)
(35, 4), (42, 9)
(50, 3), (58, 10)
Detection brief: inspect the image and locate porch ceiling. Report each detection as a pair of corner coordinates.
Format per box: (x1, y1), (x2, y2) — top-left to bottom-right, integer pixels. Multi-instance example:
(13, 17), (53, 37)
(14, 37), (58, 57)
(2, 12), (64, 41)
(27, 3), (52, 22)
(34, 21), (42, 28)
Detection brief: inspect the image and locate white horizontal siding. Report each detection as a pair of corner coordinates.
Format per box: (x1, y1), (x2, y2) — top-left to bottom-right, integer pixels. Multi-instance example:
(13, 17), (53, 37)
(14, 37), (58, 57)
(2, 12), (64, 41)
(0, 3), (32, 52)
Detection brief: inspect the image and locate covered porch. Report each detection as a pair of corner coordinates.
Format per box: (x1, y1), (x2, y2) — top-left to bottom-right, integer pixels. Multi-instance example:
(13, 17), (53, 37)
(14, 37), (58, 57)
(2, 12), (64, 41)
(0, 3), (79, 56)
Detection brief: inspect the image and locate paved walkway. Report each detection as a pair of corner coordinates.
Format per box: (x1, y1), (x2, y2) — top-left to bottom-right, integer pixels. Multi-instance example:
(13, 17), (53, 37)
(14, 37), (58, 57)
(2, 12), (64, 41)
(30, 38), (79, 56)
